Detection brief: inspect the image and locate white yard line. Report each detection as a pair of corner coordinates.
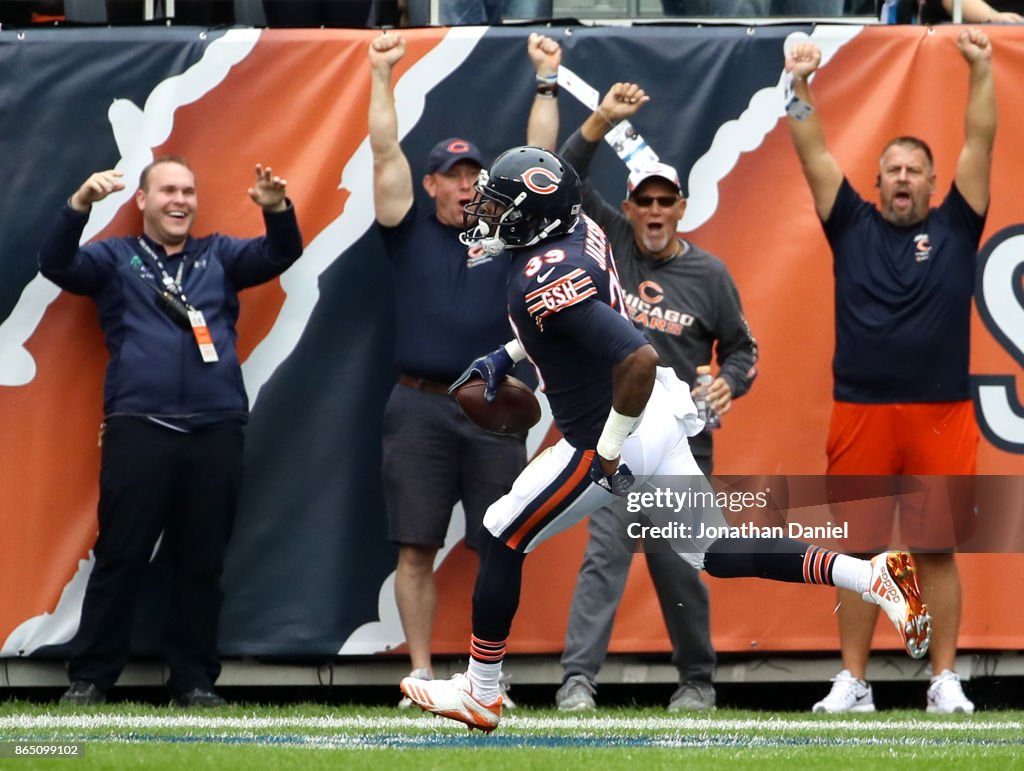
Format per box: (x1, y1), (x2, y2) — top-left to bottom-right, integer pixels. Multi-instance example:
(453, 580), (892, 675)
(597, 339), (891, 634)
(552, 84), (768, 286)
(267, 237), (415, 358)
(1, 715), (1020, 732)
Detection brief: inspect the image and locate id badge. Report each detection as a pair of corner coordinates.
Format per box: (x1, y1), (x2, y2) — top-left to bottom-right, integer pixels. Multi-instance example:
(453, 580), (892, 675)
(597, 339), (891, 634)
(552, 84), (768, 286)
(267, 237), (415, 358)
(187, 309), (219, 363)
(784, 73), (814, 122)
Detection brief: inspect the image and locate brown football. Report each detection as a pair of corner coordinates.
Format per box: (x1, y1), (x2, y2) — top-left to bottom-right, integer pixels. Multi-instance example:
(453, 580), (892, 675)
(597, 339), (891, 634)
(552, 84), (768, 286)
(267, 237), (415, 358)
(454, 375), (541, 435)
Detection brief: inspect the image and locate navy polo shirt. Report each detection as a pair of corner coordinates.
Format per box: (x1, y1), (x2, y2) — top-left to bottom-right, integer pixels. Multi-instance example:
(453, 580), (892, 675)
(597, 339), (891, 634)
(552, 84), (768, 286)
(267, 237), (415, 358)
(824, 179), (985, 403)
(378, 202), (513, 382)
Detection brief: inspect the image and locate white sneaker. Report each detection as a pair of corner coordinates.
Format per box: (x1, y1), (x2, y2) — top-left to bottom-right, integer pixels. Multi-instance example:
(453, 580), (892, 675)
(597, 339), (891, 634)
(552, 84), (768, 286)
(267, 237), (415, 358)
(397, 668), (431, 709)
(864, 551), (931, 659)
(812, 670), (875, 713)
(400, 672), (503, 732)
(927, 670), (975, 714)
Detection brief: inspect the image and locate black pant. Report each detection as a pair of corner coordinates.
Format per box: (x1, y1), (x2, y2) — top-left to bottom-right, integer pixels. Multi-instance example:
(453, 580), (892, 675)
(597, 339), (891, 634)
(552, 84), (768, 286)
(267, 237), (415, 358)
(262, 0), (372, 26)
(105, 1), (235, 24)
(0, 1), (61, 25)
(68, 417), (243, 694)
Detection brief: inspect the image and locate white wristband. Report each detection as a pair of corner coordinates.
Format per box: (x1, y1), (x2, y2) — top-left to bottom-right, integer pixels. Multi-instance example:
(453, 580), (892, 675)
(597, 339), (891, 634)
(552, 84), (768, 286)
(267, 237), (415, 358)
(504, 339), (527, 363)
(596, 407), (640, 461)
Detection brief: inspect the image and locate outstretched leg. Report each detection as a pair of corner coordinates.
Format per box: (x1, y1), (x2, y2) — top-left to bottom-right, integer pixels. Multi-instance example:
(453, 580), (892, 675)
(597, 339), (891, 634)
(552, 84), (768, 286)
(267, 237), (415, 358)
(703, 537), (931, 659)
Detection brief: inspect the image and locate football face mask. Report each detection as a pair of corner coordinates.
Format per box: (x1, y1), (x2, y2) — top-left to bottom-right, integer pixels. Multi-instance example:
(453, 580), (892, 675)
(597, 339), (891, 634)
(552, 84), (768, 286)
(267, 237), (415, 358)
(460, 172), (525, 257)
(460, 146), (582, 256)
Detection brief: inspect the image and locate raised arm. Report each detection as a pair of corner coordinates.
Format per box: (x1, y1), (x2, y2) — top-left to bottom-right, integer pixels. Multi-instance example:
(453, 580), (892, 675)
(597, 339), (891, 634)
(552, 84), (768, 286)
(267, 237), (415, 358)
(557, 83), (648, 186)
(39, 170), (126, 293)
(69, 169), (125, 213)
(556, 83), (649, 244)
(246, 163), (288, 213)
(954, 28), (996, 216)
(579, 82), (648, 145)
(784, 42), (843, 222)
(225, 164), (304, 288)
(525, 33), (562, 151)
(368, 32), (415, 227)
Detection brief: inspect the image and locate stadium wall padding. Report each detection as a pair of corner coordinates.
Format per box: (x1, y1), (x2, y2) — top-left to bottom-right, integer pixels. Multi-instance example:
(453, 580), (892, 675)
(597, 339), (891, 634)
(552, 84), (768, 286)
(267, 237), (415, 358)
(1, 23), (1022, 660)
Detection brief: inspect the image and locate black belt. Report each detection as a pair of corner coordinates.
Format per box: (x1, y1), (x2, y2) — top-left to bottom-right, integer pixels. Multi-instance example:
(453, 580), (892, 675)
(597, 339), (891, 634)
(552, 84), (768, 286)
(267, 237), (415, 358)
(398, 373), (453, 397)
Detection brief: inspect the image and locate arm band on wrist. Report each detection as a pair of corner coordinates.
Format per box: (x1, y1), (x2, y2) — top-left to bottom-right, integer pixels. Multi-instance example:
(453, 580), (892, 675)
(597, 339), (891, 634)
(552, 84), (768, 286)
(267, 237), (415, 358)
(596, 407), (640, 461)
(536, 82), (558, 97)
(504, 338), (527, 363)
(596, 108), (620, 129)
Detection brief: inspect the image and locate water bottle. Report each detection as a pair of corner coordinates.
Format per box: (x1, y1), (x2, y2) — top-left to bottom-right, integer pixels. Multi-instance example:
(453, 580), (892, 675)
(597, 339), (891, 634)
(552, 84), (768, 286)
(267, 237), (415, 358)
(694, 365), (720, 430)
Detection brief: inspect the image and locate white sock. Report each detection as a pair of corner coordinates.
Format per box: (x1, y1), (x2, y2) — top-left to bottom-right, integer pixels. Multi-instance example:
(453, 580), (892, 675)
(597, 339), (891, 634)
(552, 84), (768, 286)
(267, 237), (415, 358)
(467, 659), (502, 704)
(831, 554), (872, 595)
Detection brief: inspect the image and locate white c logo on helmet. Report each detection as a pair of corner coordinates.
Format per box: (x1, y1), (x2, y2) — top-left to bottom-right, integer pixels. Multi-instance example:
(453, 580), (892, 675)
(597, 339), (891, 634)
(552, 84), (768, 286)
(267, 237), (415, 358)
(521, 167), (560, 195)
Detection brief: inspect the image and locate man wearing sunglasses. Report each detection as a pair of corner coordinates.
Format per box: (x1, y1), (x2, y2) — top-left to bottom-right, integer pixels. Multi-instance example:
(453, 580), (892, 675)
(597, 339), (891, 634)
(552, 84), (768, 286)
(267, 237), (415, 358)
(527, 80), (758, 713)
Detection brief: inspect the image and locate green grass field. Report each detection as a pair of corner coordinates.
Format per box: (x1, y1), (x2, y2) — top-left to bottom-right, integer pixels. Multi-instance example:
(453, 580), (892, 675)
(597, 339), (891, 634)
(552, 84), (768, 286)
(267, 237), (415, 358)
(2, 702), (1023, 769)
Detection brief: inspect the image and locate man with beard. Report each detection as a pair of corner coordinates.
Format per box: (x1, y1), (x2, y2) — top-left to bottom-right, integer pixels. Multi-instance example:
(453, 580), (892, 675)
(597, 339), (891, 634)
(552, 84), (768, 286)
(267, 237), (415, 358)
(784, 29), (995, 714)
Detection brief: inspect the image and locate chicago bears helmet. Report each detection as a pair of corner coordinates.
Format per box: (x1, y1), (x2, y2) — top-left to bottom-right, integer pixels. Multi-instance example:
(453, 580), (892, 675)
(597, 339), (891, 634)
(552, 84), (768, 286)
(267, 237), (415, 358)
(461, 146), (582, 256)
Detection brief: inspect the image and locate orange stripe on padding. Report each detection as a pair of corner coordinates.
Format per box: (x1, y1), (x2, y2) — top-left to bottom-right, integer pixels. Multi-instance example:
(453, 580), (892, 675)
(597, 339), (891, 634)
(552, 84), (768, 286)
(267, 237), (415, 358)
(506, 450), (594, 551)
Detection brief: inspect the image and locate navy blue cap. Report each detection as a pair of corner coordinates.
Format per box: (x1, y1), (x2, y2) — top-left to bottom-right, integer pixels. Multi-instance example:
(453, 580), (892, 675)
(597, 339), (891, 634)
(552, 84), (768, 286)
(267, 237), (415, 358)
(425, 137), (484, 174)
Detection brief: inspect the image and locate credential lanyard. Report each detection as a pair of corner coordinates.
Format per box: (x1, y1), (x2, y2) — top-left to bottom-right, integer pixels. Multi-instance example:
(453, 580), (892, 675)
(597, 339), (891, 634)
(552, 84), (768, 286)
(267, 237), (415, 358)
(135, 237), (218, 363)
(136, 237), (189, 301)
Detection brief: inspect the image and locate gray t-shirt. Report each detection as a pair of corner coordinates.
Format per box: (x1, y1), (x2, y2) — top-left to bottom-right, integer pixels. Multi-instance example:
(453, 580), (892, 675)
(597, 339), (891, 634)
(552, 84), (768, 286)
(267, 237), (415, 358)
(559, 129), (758, 460)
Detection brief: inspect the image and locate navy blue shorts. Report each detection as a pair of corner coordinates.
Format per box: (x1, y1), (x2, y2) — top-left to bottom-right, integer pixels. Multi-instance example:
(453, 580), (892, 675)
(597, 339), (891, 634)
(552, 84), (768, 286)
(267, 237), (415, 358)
(382, 383), (526, 549)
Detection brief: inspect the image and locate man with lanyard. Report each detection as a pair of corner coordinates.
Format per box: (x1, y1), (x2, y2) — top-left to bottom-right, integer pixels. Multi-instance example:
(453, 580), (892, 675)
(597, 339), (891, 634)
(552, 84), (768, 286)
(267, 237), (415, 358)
(39, 156), (303, 706)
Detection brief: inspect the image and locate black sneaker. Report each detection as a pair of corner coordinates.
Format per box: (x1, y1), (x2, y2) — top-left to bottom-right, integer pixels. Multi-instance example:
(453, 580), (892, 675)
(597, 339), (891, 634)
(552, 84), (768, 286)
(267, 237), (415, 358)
(60, 681), (106, 705)
(172, 688), (227, 708)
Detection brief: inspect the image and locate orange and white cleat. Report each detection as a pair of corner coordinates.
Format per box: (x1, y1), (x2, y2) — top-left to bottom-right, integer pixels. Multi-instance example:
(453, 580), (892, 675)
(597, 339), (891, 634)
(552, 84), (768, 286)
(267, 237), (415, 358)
(864, 551), (931, 659)
(399, 672), (503, 733)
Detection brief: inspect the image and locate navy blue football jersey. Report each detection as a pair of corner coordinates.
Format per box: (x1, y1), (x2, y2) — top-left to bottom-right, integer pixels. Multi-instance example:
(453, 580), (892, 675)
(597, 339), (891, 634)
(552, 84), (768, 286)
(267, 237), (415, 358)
(507, 215), (649, 449)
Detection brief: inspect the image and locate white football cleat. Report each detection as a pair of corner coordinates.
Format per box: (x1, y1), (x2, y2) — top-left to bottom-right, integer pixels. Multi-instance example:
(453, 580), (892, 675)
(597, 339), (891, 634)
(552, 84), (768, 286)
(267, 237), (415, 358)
(399, 672), (502, 732)
(864, 551), (931, 659)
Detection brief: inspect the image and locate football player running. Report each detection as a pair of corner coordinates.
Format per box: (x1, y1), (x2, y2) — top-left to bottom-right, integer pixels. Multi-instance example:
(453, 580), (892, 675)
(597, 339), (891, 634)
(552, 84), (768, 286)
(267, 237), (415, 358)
(400, 147), (931, 732)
